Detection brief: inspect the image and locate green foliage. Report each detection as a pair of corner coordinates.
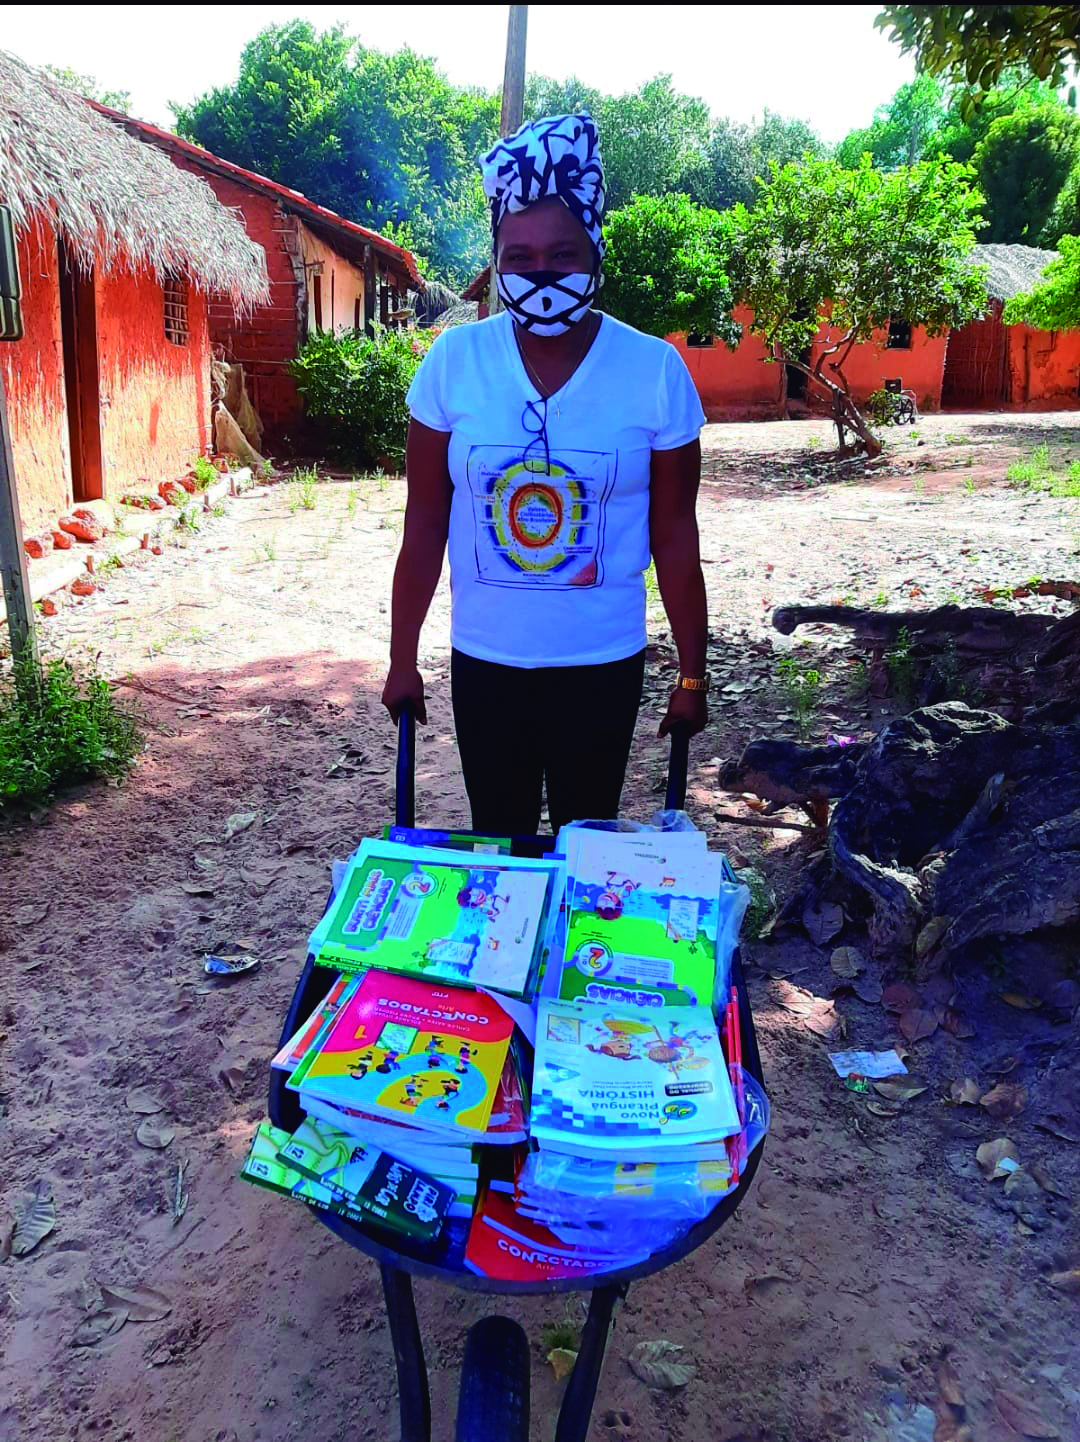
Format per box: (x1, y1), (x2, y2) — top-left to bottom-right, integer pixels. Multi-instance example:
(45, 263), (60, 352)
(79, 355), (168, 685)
(835, 74), (946, 169)
(1005, 442), (1080, 496)
(687, 111), (828, 214)
(867, 388), (904, 425)
(0, 654), (142, 808)
(602, 194), (740, 342)
(724, 154), (988, 375)
(737, 867), (776, 939)
(45, 64), (131, 112)
(526, 74), (712, 213)
(1004, 233), (1080, 329)
(876, 6), (1080, 114)
(192, 456), (217, 489)
(288, 466), (321, 512)
(173, 22), (498, 286)
(974, 105), (1080, 242)
(885, 626), (917, 698)
(777, 657), (821, 739)
(288, 328), (433, 471)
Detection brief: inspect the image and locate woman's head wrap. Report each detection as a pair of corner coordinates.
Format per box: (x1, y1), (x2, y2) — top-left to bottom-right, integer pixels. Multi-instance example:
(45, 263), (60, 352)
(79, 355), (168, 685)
(479, 113), (606, 264)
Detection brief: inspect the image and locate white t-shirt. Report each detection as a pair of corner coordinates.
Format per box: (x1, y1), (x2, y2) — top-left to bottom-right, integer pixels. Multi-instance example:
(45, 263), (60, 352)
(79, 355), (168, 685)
(405, 310), (706, 668)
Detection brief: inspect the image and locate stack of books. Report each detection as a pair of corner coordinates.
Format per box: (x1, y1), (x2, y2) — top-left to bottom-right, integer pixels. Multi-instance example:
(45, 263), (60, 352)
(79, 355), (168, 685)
(244, 825), (755, 1277)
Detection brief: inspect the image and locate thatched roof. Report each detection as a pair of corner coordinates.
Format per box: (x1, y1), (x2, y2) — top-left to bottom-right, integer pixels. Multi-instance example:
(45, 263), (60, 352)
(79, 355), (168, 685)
(0, 51), (268, 308)
(972, 244), (1057, 302)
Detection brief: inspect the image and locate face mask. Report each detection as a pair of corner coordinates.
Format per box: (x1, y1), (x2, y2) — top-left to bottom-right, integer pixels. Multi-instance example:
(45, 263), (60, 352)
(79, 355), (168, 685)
(496, 269), (598, 336)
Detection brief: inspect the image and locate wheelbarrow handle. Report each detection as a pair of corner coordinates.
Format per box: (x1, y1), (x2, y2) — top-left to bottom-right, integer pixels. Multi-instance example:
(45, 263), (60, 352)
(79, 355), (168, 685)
(396, 705), (416, 829)
(395, 708), (692, 829)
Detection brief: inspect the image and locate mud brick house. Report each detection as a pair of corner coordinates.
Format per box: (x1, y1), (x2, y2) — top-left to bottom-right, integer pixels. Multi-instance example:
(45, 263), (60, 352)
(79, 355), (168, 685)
(941, 244), (1080, 412)
(466, 244), (1080, 420)
(0, 52), (268, 535)
(95, 107), (424, 447)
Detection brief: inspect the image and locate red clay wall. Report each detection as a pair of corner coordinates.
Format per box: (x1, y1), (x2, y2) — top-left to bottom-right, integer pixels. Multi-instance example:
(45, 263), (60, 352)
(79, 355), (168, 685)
(807, 325), (948, 413)
(667, 308), (784, 420)
(165, 162), (304, 439)
(1007, 326), (1080, 409)
(2, 224), (72, 531)
(95, 264), (210, 496)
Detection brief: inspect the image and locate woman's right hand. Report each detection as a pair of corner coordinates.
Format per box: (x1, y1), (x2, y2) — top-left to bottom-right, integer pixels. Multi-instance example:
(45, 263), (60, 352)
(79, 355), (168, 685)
(382, 664), (427, 725)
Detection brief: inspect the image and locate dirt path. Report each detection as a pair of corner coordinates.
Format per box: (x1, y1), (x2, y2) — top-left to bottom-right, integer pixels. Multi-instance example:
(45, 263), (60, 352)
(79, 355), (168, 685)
(2, 416), (1079, 1442)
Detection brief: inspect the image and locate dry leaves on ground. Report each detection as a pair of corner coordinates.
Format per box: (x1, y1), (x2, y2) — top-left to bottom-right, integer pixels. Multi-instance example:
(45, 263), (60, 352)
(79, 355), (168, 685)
(874, 1078), (928, 1103)
(994, 1386), (1059, 1437)
(136, 1118), (176, 1149)
(125, 1087), (166, 1114)
(899, 1006), (939, 1044)
(1046, 1269), (1080, 1294)
(980, 1083), (1027, 1121)
(548, 1347), (577, 1381)
(1000, 993), (1043, 1011)
(949, 1078), (981, 1105)
(803, 899), (845, 947)
(976, 1137), (1020, 1180)
(628, 1340), (696, 1390)
(12, 1181), (56, 1257)
(830, 946), (864, 978)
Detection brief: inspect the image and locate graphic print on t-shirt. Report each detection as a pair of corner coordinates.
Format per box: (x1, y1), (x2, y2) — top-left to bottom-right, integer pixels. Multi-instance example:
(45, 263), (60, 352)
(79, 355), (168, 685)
(466, 446), (616, 589)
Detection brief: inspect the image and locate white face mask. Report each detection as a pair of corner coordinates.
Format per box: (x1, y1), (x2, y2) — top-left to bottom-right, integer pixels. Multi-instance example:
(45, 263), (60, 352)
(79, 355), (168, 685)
(496, 269), (598, 336)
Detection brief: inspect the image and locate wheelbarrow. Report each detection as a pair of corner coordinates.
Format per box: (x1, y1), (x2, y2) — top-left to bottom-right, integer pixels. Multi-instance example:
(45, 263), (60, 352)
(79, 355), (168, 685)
(269, 713), (765, 1442)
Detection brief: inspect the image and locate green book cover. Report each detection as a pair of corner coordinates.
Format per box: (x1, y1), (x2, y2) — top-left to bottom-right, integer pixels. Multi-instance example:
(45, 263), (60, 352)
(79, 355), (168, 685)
(276, 1116), (454, 1240)
(311, 839), (555, 998)
(559, 832), (728, 1009)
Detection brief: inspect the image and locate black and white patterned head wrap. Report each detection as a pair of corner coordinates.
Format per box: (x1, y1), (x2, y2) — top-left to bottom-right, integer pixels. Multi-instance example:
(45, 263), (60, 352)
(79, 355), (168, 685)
(479, 113), (606, 264)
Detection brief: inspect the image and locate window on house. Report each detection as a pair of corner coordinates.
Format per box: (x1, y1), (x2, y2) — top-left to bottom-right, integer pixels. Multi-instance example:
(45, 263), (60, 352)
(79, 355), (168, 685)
(163, 274), (189, 346)
(354, 297), (362, 331)
(886, 318), (912, 350)
(686, 333), (715, 349)
(313, 275), (323, 332)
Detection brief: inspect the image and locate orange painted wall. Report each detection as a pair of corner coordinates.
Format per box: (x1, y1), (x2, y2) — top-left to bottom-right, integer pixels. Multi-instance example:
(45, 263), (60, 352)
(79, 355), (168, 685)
(807, 324), (949, 413)
(2, 224), (72, 531)
(95, 264), (211, 495)
(666, 308), (784, 420)
(1007, 326), (1080, 409)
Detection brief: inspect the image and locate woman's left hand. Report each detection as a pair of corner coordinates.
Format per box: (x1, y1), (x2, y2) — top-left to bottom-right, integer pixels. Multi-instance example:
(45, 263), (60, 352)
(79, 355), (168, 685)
(658, 686), (709, 738)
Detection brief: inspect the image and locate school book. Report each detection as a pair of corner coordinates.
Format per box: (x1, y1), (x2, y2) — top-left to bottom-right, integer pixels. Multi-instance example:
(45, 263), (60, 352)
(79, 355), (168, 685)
(464, 1186), (616, 1282)
(299, 1096), (481, 1179)
(241, 1123), (365, 1223)
(531, 997), (740, 1159)
(559, 831), (734, 1010)
(293, 970), (516, 1141)
(385, 826), (512, 856)
(271, 974), (359, 1072)
(309, 839), (559, 998)
(276, 1116), (454, 1241)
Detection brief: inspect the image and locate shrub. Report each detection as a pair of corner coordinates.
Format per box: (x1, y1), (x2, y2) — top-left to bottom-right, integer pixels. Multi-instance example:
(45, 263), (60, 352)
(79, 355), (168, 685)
(0, 654), (142, 808)
(866, 388), (903, 425)
(288, 328), (435, 472)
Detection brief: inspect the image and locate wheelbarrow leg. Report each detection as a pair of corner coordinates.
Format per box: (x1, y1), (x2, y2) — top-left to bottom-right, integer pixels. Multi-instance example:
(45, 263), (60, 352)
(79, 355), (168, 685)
(554, 1285), (625, 1442)
(381, 1264), (431, 1442)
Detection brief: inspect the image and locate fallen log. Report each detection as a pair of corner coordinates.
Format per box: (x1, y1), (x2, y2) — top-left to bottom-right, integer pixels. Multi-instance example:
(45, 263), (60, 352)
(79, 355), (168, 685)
(827, 702), (1080, 963)
(772, 602), (1055, 652)
(718, 737), (867, 825)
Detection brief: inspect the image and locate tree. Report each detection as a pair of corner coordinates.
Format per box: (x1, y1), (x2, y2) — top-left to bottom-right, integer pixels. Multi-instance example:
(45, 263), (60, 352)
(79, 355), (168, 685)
(600, 194), (741, 343)
(834, 74), (945, 169)
(723, 155), (988, 455)
(525, 74), (711, 212)
(173, 21), (499, 287)
(45, 64), (131, 113)
(973, 105), (1080, 241)
(689, 112), (828, 212)
(876, 6), (1080, 115)
(1003, 234), (1080, 327)
(933, 69), (1062, 165)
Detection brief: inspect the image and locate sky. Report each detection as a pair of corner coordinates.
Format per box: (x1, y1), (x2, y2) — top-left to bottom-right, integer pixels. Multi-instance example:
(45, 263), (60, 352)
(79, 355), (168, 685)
(0, 4), (915, 142)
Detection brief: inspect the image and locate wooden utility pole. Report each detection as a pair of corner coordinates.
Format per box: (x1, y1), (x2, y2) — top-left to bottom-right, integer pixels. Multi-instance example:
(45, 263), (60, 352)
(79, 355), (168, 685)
(500, 5), (528, 138)
(0, 205), (36, 676)
(489, 4), (528, 316)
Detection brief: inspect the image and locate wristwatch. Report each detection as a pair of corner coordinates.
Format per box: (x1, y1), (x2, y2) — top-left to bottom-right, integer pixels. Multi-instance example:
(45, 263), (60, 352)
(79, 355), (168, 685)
(678, 675), (710, 693)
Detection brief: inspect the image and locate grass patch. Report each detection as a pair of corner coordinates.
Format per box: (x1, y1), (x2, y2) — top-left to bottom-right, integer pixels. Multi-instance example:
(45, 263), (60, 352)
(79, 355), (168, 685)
(0, 653), (142, 808)
(778, 657), (821, 739)
(1006, 444), (1080, 497)
(288, 466), (321, 513)
(885, 626), (917, 699)
(192, 456), (218, 490)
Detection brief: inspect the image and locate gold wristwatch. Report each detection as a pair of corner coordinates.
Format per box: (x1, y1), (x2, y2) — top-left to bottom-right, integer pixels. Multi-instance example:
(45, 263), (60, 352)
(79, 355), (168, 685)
(678, 675), (710, 693)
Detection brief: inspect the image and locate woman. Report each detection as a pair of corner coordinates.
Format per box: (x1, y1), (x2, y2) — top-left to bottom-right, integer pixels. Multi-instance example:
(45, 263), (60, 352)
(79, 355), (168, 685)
(382, 113), (710, 836)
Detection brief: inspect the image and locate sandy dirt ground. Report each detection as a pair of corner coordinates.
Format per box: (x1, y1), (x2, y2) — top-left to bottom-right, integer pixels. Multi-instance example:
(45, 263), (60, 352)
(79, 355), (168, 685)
(2, 414), (1079, 1442)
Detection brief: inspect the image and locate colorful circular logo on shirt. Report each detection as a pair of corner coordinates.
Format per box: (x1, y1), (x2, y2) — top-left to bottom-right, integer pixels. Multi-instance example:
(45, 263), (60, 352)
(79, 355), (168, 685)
(489, 462), (590, 578)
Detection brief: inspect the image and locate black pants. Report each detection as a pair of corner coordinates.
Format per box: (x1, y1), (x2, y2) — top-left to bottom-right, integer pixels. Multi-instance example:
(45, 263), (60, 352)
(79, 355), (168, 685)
(451, 647), (646, 838)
